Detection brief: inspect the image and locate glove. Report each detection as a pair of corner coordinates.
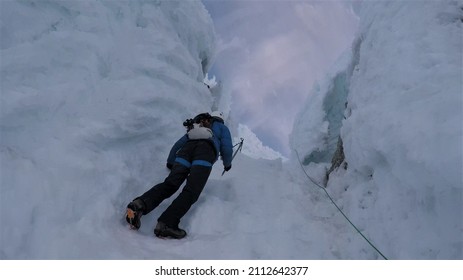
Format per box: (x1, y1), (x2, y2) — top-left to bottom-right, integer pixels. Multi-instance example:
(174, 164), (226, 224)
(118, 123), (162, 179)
(224, 165), (232, 172)
(166, 162), (173, 170)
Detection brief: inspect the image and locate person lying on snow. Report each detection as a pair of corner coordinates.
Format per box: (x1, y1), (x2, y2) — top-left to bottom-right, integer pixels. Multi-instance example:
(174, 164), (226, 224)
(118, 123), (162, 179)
(126, 111), (233, 239)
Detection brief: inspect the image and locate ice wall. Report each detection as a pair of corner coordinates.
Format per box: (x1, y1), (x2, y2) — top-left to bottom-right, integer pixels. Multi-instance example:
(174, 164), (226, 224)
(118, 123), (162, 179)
(290, 1), (462, 259)
(0, 0), (216, 258)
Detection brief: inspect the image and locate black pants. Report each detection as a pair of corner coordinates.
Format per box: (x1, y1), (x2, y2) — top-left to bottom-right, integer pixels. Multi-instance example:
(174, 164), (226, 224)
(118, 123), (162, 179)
(138, 140), (215, 227)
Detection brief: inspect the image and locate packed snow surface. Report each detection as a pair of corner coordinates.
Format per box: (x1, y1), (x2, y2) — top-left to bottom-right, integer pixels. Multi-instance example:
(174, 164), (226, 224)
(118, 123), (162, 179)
(1, 0), (461, 259)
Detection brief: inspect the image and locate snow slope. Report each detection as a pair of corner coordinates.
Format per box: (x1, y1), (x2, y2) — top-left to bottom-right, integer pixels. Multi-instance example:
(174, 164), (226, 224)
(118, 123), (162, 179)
(1, 0), (347, 260)
(1, 0), (461, 260)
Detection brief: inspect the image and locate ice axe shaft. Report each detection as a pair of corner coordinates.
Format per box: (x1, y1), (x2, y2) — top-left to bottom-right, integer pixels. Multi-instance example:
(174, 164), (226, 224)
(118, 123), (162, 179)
(222, 138), (244, 176)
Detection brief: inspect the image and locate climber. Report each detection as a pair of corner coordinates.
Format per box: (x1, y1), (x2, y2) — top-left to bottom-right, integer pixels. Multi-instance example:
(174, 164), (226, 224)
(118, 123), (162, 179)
(125, 111), (233, 239)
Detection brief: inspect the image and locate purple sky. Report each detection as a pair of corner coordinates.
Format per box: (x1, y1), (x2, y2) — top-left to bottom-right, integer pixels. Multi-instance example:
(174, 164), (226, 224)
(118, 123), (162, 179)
(203, 0), (359, 155)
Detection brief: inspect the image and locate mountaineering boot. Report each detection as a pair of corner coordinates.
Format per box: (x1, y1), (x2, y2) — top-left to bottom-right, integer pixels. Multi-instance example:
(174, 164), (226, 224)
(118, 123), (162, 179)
(126, 199), (145, 230)
(154, 221), (187, 239)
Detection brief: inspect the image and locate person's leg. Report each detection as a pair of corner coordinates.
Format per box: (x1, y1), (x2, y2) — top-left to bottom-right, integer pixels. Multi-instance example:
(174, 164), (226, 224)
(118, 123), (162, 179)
(157, 164), (212, 227)
(126, 163), (190, 229)
(158, 140), (216, 226)
(137, 163), (190, 214)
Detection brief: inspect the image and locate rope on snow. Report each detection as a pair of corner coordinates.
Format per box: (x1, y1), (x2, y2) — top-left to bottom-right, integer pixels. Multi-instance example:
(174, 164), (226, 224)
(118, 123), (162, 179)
(295, 150), (388, 260)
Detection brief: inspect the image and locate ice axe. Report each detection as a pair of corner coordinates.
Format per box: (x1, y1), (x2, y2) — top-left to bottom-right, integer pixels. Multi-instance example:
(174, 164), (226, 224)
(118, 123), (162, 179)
(222, 138), (244, 176)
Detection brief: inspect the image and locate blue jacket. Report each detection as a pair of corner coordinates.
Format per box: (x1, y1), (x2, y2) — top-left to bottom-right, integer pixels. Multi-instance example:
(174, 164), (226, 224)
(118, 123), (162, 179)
(167, 120), (233, 167)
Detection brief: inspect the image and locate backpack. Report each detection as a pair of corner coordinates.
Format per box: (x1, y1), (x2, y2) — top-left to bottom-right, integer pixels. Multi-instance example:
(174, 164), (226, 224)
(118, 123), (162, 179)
(183, 113), (212, 131)
(183, 113), (213, 140)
